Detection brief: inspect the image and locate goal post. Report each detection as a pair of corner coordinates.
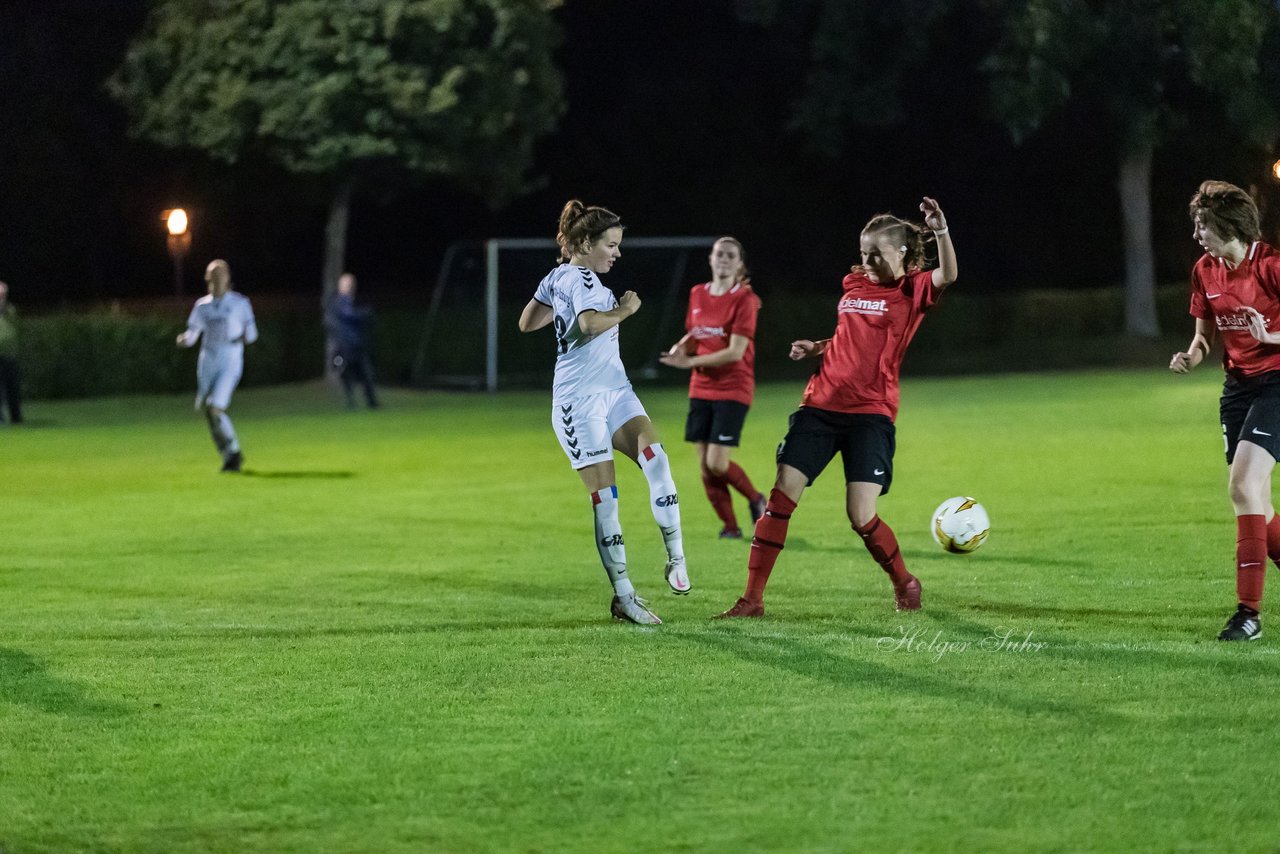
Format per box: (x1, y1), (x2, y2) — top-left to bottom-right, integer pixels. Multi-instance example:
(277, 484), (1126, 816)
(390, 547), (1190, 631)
(414, 236), (720, 391)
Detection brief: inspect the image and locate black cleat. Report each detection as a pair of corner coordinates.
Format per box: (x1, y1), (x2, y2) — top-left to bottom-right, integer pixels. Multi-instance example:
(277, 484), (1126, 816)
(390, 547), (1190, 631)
(1217, 604), (1262, 641)
(221, 451), (243, 473)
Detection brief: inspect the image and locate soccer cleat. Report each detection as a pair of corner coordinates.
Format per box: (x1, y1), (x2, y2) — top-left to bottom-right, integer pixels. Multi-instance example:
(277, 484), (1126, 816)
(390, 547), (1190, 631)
(893, 574), (922, 611)
(714, 596), (764, 619)
(611, 592), (662, 625)
(221, 451), (243, 473)
(1217, 604), (1262, 641)
(749, 493), (767, 524)
(665, 557), (692, 595)
(719, 527), (744, 539)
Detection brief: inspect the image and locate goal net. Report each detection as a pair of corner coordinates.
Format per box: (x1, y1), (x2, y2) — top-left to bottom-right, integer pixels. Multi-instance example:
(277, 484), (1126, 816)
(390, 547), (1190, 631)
(411, 236), (720, 391)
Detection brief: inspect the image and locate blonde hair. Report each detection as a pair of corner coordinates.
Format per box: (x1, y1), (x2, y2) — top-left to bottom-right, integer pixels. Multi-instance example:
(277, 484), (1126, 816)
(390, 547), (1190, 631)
(854, 213), (933, 275)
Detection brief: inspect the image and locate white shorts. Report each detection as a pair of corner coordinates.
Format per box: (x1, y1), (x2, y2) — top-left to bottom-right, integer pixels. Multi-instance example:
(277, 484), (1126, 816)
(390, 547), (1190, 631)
(552, 386), (648, 470)
(195, 351), (243, 410)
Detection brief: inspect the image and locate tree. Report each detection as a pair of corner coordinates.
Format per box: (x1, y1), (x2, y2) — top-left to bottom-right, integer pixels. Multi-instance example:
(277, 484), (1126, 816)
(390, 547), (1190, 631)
(984, 0), (1280, 337)
(738, 0), (1280, 337)
(110, 0), (564, 298)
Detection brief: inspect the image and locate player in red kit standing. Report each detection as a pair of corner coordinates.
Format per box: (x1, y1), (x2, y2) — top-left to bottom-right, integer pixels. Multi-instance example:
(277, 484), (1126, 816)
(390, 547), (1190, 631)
(716, 197), (957, 618)
(1170, 180), (1280, 641)
(661, 237), (768, 539)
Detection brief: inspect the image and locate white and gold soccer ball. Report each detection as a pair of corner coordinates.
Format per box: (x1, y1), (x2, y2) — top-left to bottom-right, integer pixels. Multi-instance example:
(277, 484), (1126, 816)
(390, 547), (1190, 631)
(931, 496), (990, 553)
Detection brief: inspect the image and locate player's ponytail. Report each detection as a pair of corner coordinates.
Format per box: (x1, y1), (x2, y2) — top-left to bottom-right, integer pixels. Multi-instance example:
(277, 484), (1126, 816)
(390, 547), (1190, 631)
(556, 200), (624, 262)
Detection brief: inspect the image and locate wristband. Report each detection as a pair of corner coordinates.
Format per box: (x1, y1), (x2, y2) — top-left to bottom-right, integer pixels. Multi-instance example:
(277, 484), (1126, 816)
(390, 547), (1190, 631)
(933, 227), (949, 236)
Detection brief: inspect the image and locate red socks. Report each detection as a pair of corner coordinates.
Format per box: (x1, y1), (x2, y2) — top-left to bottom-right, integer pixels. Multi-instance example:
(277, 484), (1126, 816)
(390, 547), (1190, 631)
(745, 489), (797, 602)
(1267, 514), (1280, 565)
(723, 462), (759, 502)
(1237, 514), (1267, 610)
(701, 469), (738, 531)
(854, 515), (910, 584)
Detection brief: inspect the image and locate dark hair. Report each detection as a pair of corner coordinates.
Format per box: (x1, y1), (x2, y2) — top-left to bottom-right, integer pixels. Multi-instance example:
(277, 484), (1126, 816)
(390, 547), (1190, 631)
(855, 213), (933, 275)
(556, 200), (624, 262)
(712, 236), (751, 284)
(1189, 180), (1261, 244)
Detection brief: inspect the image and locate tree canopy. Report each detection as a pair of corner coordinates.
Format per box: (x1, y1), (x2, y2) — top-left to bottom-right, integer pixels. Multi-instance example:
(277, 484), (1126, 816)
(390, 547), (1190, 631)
(110, 0), (565, 292)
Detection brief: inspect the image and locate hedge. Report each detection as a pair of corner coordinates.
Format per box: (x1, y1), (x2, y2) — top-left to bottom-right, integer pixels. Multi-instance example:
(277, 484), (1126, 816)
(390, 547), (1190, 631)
(11, 285), (1199, 400)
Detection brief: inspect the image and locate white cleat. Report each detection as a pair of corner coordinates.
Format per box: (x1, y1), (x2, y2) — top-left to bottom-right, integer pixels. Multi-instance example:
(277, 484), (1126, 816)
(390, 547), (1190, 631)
(611, 592), (662, 625)
(664, 557), (691, 595)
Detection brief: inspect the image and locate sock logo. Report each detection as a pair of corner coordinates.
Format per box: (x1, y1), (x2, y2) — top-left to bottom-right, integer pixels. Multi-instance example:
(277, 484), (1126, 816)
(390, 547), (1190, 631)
(600, 534), (624, 547)
(655, 494), (679, 507)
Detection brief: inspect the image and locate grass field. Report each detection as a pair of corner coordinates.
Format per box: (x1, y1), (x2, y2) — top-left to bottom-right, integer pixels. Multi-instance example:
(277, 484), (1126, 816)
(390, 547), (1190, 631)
(3, 369), (1280, 852)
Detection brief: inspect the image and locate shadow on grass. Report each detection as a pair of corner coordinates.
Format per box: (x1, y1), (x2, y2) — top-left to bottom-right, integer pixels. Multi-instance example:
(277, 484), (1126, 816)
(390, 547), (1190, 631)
(240, 469), (355, 479)
(0, 648), (128, 716)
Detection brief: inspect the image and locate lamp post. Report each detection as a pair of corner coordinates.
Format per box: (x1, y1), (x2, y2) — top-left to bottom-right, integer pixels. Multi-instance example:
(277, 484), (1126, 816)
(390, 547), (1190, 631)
(164, 208), (191, 297)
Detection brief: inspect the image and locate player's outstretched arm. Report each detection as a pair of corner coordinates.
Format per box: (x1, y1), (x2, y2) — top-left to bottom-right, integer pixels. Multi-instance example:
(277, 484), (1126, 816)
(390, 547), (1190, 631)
(519, 299), (553, 332)
(1243, 307), (1280, 345)
(790, 339), (830, 360)
(922, 197), (957, 290)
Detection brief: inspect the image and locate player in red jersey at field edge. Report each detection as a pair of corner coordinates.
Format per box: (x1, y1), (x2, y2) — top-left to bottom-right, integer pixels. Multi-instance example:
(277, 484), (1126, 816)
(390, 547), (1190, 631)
(660, 237), (768, 539)
(1170, 180), (1280, 642)
(717, 197), (958, 618)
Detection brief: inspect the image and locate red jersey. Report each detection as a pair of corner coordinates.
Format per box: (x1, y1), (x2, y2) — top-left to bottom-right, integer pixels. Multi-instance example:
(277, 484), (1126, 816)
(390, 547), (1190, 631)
(685, 281), (761, 405)
(1189, 242), (1280, 377)
(800, 269), (939, 420)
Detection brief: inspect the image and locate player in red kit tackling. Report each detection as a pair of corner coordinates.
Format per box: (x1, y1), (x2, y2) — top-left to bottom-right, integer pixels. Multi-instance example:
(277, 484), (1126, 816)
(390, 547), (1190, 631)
(1170, 180), (1280, 641)
(661, 237), (767, 538)
(717, 198), (958, 618)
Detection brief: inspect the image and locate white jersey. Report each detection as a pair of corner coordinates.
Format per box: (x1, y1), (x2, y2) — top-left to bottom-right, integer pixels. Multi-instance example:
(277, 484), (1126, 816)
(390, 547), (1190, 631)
(183, 292), (258, 357)
(532, 264), (630, 401)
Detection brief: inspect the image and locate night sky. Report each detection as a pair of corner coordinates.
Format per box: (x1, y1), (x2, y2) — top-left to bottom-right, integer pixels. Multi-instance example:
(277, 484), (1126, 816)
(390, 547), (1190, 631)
(0, 0), (1275, 306)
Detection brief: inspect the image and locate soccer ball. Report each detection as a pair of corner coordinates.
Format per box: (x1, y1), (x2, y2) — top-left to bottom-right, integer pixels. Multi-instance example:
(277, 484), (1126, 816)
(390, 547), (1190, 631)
(931, 496), (990, 554)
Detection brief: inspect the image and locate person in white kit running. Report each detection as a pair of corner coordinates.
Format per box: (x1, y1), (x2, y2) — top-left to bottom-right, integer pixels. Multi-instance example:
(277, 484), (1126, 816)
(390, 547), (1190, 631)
(518, 199), (689, 625)
(176, 259), (258, 473)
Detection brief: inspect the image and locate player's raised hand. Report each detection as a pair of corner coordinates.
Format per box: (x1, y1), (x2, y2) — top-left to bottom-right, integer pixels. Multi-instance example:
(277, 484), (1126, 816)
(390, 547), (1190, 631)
(920, 197), (947, 232)
(618, 290), (641, 316)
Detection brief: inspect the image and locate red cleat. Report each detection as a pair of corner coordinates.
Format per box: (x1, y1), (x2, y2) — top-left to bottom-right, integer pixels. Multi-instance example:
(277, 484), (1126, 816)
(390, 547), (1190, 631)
(714, 597), (764, 619)
(893, 575), (922, 611)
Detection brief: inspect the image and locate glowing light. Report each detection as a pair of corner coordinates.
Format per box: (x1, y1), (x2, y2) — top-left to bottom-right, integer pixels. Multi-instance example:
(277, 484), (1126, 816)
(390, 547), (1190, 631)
(166, 208), (188, 236)
(1272, 159), (1280, 181)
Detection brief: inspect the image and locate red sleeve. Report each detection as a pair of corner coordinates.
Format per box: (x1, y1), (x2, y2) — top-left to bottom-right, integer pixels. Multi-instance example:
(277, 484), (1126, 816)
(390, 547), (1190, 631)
(1189, 264), (1207, 319)
(728, 289), (760, 339)
(684, 286), (697, 332)
(910, 270), (939, 312)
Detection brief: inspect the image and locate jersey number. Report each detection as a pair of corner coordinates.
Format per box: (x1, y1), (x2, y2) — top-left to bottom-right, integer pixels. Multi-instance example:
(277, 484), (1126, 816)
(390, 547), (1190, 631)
(554, 316), (568, 355)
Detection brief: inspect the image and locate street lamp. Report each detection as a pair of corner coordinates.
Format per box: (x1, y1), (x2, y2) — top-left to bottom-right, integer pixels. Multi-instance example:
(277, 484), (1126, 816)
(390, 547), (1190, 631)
(163, 208), (191, 297)
(1272, 157), (1280, 182)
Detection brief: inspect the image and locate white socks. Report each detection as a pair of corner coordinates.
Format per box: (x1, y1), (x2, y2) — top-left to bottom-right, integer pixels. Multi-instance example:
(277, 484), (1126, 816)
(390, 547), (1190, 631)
(591, 487), (634, 597)
(638, 443), (684, 563)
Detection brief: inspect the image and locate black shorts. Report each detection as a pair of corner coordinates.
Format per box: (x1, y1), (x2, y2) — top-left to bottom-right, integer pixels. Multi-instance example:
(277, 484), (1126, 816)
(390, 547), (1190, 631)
(685, 398), (751, 447)
(775, 407), (895, 493)
(1220, 371), (1280, 464)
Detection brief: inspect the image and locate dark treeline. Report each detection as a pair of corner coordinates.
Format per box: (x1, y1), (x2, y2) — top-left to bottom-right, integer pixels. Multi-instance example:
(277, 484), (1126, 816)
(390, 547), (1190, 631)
(0, 0), (1274, 307)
